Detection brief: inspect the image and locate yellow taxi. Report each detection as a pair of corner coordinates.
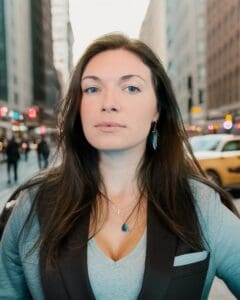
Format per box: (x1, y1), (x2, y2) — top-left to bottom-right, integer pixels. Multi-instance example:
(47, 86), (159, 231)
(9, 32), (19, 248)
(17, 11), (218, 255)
(189, 134), (240, 187)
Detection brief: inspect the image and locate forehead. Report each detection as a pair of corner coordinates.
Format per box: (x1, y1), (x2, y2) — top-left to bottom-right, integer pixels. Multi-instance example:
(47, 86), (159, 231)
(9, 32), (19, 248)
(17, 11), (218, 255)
(82, 49), (152, 79)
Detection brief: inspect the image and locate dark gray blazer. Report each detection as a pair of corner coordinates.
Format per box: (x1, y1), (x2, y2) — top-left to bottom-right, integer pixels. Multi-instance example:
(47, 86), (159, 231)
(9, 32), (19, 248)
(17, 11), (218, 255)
(40, 202), (210, 300)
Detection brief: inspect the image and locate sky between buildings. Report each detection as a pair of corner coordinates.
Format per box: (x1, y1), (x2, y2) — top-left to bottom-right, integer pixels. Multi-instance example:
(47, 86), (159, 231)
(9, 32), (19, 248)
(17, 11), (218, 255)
(69, 0), (149, 64)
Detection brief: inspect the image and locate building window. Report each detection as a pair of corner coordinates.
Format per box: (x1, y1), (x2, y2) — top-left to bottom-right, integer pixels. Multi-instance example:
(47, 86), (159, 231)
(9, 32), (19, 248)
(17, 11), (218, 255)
(198, 64), (205, 81)
(198, 89), (204, 104)
(197, 41), (205, 54)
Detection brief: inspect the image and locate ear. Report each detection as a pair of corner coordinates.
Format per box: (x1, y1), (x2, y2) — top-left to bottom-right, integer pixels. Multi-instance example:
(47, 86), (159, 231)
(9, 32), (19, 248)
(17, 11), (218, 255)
(153, 111), (159, 122)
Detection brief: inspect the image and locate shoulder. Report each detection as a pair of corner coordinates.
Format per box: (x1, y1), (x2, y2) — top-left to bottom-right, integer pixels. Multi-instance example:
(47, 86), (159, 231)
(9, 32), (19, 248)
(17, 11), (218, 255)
(0, 187), (41, 299)
(188, 178), (222, 243)
(11, 186), (37, 215)
(188, 178), (224, 220)
(1, 186), (38, 241)
(189, 178), (240, 247)
(189, 178), (216, 199)
(188, 178), (237, 220)
(188, 178), (220, 213)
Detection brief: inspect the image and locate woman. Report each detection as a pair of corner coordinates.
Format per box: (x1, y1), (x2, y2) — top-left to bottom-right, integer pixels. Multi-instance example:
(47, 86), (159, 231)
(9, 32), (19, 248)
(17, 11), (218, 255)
(0, 33), (240, 300)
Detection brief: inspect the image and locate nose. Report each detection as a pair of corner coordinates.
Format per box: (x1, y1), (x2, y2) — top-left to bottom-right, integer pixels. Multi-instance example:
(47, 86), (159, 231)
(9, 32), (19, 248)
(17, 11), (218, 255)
(101, 88), (120, 113)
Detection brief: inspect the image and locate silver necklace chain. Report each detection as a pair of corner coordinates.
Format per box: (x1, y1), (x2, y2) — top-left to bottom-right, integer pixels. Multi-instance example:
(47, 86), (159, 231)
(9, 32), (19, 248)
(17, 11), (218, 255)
(108, 199), (139, 216)
(100, 194), (141, 232)
(107, 198), (140, 232)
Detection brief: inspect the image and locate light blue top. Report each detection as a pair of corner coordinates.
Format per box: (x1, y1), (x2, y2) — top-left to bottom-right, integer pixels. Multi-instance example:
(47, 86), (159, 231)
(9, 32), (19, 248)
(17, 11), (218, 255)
(88, 230), (146, 299)
(0, 180), (240, 299)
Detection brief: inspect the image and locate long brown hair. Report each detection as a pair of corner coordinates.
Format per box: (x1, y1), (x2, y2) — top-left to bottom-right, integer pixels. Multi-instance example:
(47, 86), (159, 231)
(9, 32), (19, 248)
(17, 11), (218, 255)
(13, 33), (238, 266)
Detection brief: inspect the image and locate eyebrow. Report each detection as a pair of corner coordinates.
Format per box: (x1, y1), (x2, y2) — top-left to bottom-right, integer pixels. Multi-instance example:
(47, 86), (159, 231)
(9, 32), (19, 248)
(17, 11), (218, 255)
(81, 75), (100, 82)
(81, 74), (146, 84)
(119, 74), (146, 83)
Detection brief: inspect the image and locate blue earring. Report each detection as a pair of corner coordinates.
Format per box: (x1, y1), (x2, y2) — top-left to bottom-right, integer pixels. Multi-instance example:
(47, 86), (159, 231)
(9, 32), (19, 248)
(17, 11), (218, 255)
(151, 122), (158, 150)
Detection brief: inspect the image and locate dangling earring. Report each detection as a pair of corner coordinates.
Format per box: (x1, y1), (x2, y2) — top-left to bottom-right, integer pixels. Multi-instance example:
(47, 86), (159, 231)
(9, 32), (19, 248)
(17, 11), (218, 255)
(151, 122), (158, 150)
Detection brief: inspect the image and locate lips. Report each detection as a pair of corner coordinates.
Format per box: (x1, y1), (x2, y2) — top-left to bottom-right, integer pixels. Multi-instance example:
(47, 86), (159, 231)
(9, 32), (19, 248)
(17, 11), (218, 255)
(94, 122), (126, 128)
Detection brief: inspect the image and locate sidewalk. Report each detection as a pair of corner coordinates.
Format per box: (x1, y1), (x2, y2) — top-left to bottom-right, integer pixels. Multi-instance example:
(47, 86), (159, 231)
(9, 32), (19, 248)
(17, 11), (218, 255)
(0, 148), (58, 213)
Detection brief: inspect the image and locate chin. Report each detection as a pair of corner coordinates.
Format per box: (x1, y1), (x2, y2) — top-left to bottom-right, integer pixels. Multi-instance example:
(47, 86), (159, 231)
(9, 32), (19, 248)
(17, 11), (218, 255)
(92, 142), (145, 153)
(87, 138), (146, 152)
(88, 138), (126, 151)
(93, 144), (126, 151)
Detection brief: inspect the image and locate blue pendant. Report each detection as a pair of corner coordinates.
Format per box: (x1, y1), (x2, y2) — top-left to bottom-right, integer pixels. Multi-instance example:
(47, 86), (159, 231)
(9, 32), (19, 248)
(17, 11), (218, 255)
(121, 223), (129, 232)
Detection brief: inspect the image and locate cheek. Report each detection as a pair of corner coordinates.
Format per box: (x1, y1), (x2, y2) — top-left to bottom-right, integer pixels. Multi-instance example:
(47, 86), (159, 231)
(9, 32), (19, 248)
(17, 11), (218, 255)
(130, 116), (152, 140)
(133, 92), (158, 121)
(80, 107), (92, 140)
(132, 105), (158, 125)
(80, 101), (95, 127)
(130, 106), (158, 136)
(80, 100), (89, 117)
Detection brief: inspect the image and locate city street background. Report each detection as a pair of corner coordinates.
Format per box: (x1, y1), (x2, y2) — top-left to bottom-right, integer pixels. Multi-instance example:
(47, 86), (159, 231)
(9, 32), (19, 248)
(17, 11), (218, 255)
(0, 0), (240, 299)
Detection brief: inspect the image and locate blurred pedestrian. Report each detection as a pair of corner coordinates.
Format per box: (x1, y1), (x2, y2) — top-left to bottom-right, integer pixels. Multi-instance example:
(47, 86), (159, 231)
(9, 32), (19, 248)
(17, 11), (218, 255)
(0, 33), (240, 299)
(21, 139), (30, 161)
(5, 137), (20, 184)
(37, 136), (50, 169)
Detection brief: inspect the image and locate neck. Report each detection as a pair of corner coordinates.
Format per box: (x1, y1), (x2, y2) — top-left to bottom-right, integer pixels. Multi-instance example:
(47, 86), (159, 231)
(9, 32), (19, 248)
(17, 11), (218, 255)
(99, 147), (144, 201)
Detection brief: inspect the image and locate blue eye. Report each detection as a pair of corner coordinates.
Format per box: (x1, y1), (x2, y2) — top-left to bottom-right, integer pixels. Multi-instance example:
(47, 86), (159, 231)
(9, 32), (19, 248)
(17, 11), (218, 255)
(125, 86), (140, 94)
(83, 87), (98, 94)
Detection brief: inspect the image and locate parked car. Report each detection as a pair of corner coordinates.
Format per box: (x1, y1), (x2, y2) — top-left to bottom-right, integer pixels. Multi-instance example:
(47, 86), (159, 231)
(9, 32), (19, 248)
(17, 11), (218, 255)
(189, 134), (240, 187)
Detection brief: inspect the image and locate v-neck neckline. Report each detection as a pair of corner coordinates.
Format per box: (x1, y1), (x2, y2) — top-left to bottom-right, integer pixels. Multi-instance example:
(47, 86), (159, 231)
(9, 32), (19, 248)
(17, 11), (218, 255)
(40, 201), (178, 299)
(88, 228), (147, 266)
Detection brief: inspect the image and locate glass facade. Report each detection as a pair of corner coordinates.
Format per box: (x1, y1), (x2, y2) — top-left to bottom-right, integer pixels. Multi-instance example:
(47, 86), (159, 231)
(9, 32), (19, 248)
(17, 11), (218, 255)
(30, 0), (45, 102)
(30, 0), (61, 109)
(0, 0), (7, 102)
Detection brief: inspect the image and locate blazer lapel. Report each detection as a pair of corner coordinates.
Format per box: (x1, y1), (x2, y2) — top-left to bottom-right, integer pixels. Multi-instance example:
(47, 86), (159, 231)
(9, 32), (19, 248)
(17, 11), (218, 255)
(138, 202), (177, 299)
(40, 207), (95, 300)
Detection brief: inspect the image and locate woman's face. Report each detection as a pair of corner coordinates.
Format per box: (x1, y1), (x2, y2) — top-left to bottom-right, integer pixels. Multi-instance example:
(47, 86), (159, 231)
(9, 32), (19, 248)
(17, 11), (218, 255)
(80, 49), (159, 152)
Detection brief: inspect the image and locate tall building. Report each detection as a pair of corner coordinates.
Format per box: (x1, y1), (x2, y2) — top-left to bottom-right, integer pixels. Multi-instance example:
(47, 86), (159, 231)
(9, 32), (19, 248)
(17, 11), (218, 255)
(0, 0), (61, 138)
(51, 0), (74, 90)
(0, 0), (7, 104)
(166, 0), (206, 125)
(0, 0), (8, 137)
(4, 0), (33, 112)
(139, 0), (167, 69)
(0, 0), (33, 137)
(30, 0), (61, 126)
(206, 0), (240, 124)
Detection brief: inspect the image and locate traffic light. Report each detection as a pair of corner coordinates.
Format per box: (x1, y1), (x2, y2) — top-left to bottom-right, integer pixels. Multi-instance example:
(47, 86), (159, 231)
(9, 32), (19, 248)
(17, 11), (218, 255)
(27, 107), (38, 119)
